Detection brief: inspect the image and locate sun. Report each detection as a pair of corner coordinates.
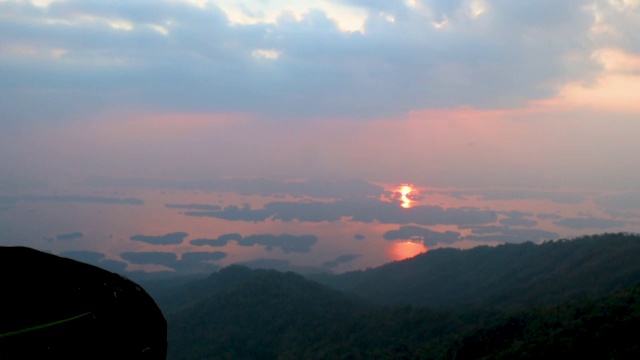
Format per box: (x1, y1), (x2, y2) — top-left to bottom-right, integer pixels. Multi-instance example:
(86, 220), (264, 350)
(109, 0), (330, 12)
(399, 184), (414, 208)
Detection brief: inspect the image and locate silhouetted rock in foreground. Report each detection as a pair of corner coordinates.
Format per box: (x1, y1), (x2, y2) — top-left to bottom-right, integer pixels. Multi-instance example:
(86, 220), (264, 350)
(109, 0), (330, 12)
(0, 247), (166, 359)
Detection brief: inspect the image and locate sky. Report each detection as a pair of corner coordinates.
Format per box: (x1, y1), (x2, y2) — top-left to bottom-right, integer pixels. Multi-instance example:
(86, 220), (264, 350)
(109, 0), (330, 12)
(1, 0), (640, 276)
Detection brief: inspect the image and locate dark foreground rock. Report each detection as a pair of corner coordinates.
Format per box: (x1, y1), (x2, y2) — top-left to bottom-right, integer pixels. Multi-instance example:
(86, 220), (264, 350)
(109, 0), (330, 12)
(0, 247), (166, 359)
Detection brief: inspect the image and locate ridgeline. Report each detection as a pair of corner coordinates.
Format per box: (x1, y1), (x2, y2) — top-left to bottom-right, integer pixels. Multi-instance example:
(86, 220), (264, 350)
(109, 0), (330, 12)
(145, 233), (640, 359)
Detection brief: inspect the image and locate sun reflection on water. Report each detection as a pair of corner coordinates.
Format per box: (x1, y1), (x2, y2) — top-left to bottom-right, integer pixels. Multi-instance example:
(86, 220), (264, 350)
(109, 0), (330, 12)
(389, 240), (427, 261)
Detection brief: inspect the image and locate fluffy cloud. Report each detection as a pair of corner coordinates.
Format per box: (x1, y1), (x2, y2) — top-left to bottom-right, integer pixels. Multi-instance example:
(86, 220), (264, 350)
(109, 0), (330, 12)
(55, 232), (84, 241)
(383, 226), (460, 246)
(183, 198), (498, 227)
(191, 233), (242, 247)
(322, 254), (361, 268)
(0, 194), (143, 205)
(239, 234), (318, 253)
(190, 232), (317, 253)
(130, 232), (189, 245)
(90, 177), (385, 199)
(60, 250), (128, 273)
(0, 0), (618, 127)
(553, 216), (627, 230)
(120, 250), (226, 273)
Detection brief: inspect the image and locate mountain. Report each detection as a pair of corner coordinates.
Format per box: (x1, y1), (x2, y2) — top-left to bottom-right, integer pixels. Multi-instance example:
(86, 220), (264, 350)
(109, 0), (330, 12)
(165, 266), (365, 359)
(310, 233), (640, 309)
(0, 247), (166, 359)
(449, 284), (640, 359)
(154, 233), (640, 359)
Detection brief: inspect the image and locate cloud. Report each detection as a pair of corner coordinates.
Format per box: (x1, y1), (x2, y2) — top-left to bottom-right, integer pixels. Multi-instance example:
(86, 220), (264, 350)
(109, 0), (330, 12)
(130, 231), (189, 245)
(120, 250), (226, 273)
(596, 192), (640, 212)
(189, 232), (317, 253)
(537, 213), (562, 220)
(0, 194), (143, 205)
(99, 259), (129, 273)
(383, 226), (460, 246)
(60, 250), (129, 273)
(88, 177), (385, 199)
(234, 258), (326, 274)
(322, 254), (361, 269)
(172, 251), (226, 273)
(191, 233), (242, 247)
(183, 198), (498, 227)
(181, 251), (227, 262)
(165, 203), (222, 211)
(464, 226), (559, 243)
(185, 204), (273, 222)
(441, 189), (588, 204)
(239, 234), (318, 253)
(55, 232), (84, 241)
(0, 0), (608, 126)
(553, 217), (627, 230)
(353, 234), (365, 240)
(120, 251), (178, 267)
(60, 250), (105, 264)
(499, 218), (538, 227)
(591, 0), (640, 54)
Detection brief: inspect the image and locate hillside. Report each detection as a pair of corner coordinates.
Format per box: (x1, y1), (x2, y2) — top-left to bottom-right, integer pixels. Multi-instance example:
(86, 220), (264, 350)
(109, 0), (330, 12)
(165, 267), (365, 359)
(153, 233), (640, 358)
(311, 233), (640, 309)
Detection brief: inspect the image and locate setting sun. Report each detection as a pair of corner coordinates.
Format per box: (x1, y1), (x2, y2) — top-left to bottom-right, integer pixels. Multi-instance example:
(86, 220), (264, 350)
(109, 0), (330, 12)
(399, 184), (414, 208)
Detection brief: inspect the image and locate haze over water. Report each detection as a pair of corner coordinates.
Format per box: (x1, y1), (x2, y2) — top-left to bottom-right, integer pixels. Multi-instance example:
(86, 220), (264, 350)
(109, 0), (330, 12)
(2, 0), (640, 275)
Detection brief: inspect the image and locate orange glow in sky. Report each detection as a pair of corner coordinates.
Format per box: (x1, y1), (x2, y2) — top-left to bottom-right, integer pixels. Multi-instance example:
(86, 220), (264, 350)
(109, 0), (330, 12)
(389, 241), (427, 261)
(399, 184), (414, 208)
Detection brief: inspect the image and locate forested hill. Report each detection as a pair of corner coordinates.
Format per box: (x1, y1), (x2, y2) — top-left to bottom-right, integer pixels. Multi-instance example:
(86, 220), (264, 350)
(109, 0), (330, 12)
(310, 233), (640, 309)
(166, 267), (366, 359)
(154, 233), (640, 359)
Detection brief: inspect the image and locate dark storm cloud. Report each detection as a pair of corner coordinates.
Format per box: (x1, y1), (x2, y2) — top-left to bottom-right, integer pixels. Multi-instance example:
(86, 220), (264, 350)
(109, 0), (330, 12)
(0, 0), (607, 126)
(553, 217), (627, 230)
(441, 189), (588, 204)
(130, 232), (188, 245)
(88, 177), (384, 199)
(0, 194), (143, 205)
(183, 198), (498, 227)
(322, 254), (361, 269)
(191, 233), (242, 247)
(383, 226), (460, 246)
(55, 232), (84, 241)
